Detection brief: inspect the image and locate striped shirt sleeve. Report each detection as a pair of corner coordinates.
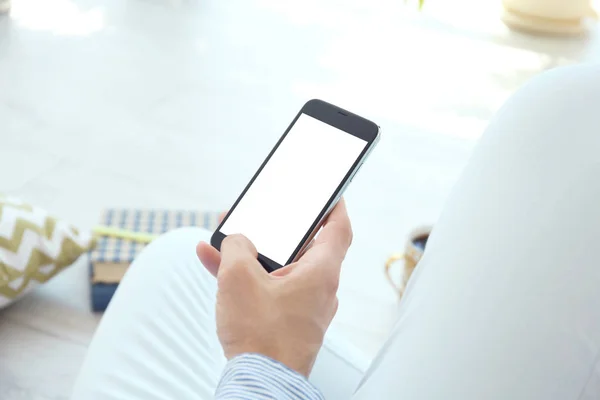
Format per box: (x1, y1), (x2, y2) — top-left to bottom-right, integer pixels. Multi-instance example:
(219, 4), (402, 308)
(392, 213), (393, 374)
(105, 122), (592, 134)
(215, 353), (325, 400)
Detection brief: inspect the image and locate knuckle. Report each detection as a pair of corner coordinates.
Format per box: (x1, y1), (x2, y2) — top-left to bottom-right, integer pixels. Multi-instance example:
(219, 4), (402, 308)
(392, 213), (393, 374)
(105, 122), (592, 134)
(335, 223), (353, 250)
(330, 296), (339, 318)
(218, 257), (249, 284)
(347, 225), (354, 247)
(217, 264), (235, 285)
(324, 274), (340, 295)
(229, 257), (250, 275)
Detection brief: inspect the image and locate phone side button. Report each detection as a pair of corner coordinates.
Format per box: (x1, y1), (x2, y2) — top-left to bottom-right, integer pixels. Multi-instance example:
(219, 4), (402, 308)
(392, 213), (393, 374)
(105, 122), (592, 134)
(356, 162), (364, 174)
(350, 163), (363, 182)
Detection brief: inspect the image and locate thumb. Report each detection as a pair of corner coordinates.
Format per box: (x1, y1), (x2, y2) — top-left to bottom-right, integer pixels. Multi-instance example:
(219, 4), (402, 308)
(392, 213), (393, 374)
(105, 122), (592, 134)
(218, 234), (265, 281)
(196, 241), (221, 277)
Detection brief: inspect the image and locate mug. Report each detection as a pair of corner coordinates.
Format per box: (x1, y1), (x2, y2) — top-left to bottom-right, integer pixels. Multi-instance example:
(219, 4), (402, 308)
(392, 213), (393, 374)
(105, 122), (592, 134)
(384, 226), (432, 298)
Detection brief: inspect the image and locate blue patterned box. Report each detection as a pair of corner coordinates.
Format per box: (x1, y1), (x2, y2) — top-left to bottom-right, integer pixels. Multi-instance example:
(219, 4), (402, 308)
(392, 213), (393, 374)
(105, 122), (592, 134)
(90, 209), (219, 311)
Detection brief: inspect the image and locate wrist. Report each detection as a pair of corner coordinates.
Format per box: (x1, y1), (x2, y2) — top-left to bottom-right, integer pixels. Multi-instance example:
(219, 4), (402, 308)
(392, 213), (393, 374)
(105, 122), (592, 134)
(217, 354), (325, 400)
(225, 342), (316, 377)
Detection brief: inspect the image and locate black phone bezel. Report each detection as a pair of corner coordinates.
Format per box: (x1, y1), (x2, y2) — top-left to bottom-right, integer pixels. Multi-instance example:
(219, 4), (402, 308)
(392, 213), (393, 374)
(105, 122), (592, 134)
(210, 99), (379, 272)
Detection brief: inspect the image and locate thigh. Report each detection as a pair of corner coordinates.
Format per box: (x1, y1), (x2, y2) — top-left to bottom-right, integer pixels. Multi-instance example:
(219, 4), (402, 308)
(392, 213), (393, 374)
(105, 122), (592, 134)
(73, 226), (365, 399)
(355, 65), (600, 399)
(311, 329), (371, 399)
(72, 227), (225, 400)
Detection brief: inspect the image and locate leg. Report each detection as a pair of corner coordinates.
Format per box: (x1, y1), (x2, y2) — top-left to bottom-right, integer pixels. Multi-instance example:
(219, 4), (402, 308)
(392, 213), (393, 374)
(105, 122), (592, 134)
(72, 228), (225, 399)
(313, 330), (370, 399)
(355, 64), (600, 399)
(73, 227), (365, 399)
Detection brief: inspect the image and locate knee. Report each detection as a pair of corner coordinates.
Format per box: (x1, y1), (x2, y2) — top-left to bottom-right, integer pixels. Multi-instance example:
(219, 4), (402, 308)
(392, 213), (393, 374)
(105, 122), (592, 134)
(529, 64), (599, 102)
(150, 227), (211, 251)
(483, 64), (600, 154)
(501, 64), (600, 128)
(130, 227), (212, 273)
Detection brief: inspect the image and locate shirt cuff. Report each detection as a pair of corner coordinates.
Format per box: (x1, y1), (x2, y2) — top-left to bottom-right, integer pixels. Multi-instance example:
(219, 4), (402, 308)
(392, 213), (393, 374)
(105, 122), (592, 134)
(215, 353), (325, 400)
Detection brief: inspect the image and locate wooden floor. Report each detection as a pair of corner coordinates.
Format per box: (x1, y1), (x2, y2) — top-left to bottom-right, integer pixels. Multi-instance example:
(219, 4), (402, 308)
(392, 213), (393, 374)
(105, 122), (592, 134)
(0, 258), (100, 398)
(1, 0), (599, 397)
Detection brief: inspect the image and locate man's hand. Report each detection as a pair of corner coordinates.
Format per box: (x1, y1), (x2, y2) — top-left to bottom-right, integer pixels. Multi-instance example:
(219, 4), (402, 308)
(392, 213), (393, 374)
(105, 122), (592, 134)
(196, 199), (353, 377)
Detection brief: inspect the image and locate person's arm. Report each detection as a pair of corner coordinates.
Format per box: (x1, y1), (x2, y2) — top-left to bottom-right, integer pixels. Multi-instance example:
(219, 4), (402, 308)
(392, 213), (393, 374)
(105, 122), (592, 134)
(197, 200), (353, 399)
(215, 353), (324, 399)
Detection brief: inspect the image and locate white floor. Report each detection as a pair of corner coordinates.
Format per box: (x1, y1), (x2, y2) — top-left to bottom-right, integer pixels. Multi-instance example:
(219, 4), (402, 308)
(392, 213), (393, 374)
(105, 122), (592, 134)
(1, 0), (600, 398)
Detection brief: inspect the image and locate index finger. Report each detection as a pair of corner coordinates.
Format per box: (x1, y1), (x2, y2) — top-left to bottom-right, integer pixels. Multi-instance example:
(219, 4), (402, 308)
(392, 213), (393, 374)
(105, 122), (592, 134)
(296, 198), (353, 277)
(314, 198), (353, 256)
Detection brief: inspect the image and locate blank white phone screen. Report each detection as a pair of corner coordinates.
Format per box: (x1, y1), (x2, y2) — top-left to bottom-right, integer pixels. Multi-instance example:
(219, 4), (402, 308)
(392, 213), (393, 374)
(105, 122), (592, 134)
(221, 113), (367, 265)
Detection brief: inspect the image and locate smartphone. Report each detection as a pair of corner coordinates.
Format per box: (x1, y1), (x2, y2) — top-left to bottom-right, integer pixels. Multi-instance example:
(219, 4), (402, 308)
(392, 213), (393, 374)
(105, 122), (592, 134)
(211, 99), (380, 272)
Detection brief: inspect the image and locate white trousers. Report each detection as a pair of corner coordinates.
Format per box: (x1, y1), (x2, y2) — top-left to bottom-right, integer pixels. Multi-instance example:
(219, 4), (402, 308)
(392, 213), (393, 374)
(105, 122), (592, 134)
(74, 64), (600, 399)
(72, 227), (367, 399)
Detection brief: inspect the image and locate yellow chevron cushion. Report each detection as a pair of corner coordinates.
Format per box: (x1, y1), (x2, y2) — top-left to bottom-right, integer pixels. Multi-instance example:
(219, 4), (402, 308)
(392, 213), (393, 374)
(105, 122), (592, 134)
(0, 196), (95, 308)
